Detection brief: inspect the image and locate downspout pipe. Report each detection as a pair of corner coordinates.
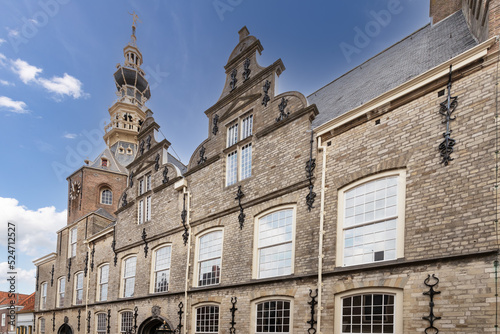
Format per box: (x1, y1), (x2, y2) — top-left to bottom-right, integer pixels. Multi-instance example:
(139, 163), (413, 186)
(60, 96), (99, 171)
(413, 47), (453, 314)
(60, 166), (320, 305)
(317, 136), (327, 334)
(84, 241), (91, 329)
(183, 187), (192, 334)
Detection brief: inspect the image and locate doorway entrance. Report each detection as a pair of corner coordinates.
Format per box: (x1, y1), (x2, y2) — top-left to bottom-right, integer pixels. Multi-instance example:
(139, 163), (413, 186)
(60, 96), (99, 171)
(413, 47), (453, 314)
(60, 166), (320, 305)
(138, 317), (171, 334)
(57, 324), (73, 334)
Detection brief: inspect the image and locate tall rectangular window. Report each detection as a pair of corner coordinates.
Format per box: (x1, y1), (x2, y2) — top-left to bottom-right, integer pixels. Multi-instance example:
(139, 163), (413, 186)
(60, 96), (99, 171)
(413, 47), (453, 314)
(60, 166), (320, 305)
(98, 264), (109, 301)
(40, 283), (47, 310)
(40, 319), (45, 334)
(139, 179), (144, 195)
(122, 257), (136, 298)
(70, 228), (77, 257)
(257, 209), (293, 278)
(241, 114), (253, 140)
(138, 200), (144, 224)
(146, 174), (151, 191)
(240, 143), (252, 180)
(226, 151), (238, 186)
(153, 246), (171, 293)
(227, 123), (238, 147)
(146, 196), (152, 222)
(2, 313), (6, 326)
(339, 172), (405, 267)
(57, 277), (65, 307)
(198, 231), (223, 287)
(97, 314), (107, 334)
(75, 272), (84, 305)
(195, 305), (219, 334)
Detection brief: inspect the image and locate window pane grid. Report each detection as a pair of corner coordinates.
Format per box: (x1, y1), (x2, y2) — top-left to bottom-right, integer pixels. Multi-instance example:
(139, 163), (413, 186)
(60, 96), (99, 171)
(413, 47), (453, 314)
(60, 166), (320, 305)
(256, 301), (290, 333)
(58, 278), (65, 307)
(101, 190), (112, 205)
(198, 231), (222, 286)
(97, 313), (107, 334)
(146, 175), (151, 191)
(70, 228), (77, 257)
(75, 273), (83, 305)
(226, 151), (237, 186)
(241, 115), (253, 140)
(138, 200), (144, 224)
(40, 319), (45, 334)
(146, 196), (152, 221)
(99, 265), (109, 301)
(41, 283), (47, 309)
(123, 257), (136, 297)
(241, 143), (252, 180)
(154, 247), (171, 293)
(227, 123), (238, 147)
(195, 305), (219, 333)
(341, 294), (395, 334)
(121, 312), (133, 334)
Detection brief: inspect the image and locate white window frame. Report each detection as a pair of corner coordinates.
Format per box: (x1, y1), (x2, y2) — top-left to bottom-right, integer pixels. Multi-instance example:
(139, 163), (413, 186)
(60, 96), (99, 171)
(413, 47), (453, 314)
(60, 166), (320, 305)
(119, 310), (134, 334)
(69, 227), (77, 258)
(121, 255), (137, 298)
(250, 297), (293, 334)
(192, 303), (220, 334)
(334, 288), (403, 334)
(150, 245), (172, 293)
(40, 282), (47, 310)
(194, 228), (224, 287)
(96, 313), (107, 334)
(225, 113), (253, 187)
(39, 318), (45, 334)
(74, 271), (84, 305)
(138, 179), (144, 196)
(137, 196), (152, 224)
(253, 205), (296, 279)
(57, 277), (65, 308)
(336, 170), (406, 267)
(2, 313), (5, 326)
(146, 195), (152, 222)
(97, 263), (109, 302)
(138, 200), (144, 224)
(146, 174), (152, 191)
(101, 189), (112, 205)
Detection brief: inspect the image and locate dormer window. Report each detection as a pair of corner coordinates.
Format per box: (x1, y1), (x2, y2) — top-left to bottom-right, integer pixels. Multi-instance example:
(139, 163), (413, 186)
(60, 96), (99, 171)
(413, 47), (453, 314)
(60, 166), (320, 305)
(101, 158), (108, 167)
(127, 148), (133, 155)
(119, 147), (124, 154)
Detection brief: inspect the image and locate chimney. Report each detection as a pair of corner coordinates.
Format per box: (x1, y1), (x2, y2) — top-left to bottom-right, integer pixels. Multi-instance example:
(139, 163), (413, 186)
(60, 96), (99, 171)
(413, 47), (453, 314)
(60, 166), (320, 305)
(430, 0), (462, 24)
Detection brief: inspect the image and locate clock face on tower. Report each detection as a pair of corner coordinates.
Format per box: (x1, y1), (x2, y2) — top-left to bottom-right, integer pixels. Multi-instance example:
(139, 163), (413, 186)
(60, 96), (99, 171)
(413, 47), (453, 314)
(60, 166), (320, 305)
(69, 181), (81, 201)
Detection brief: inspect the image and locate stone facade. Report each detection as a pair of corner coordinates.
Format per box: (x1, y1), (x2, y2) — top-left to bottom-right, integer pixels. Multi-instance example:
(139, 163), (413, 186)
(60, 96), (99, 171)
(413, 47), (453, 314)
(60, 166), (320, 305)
(33, 1), (500, 334)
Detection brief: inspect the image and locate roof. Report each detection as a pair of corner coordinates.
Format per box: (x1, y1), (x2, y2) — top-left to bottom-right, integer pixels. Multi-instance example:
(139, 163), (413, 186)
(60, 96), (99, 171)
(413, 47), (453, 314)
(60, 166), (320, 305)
(94, 207), (115, 221)
(309, 10), (478, 128)
(17, 292), (35, 313)
(88, 147), (128, 174)
(167, 152), (187, 175)
(0, 292), (30, 306)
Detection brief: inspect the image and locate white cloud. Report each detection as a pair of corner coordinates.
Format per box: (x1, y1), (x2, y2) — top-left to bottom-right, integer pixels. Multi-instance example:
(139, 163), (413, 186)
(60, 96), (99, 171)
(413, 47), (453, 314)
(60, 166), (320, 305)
(0, 96), (28, 113)
(11, 58), (43, 84)
(0, 38), (5, 45)
(0, 79), (14, 86)
(63, 133), (77, 139)
(0, 197), (66, 257)
(0, 53), (6, 67)
(38, 73), (86, 99)
(0, 262), (36, 293)
(7, 28), (19, 37)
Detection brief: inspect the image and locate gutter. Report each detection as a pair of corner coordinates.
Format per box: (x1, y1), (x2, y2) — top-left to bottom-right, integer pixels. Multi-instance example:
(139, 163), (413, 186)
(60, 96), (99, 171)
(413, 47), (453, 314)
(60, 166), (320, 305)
(182, 187), (192, 334)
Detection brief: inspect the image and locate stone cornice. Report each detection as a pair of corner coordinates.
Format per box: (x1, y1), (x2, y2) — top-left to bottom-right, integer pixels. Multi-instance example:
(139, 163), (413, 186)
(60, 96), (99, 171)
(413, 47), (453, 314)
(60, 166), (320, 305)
(183, 155), (221, 177)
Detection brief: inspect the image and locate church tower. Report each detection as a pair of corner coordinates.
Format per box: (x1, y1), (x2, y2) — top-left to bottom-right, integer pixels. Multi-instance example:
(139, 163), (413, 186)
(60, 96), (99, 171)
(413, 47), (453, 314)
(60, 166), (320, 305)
(103, 13), (151, 167)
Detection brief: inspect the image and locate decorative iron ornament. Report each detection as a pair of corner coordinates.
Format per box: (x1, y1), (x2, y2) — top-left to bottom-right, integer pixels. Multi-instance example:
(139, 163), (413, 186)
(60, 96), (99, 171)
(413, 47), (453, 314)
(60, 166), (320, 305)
(146, 135), (152, 150)
(276, 97), (290, 122)
(176, 302), (184, 333)
(77, 309), (81, 332)
(181, 194), (189, 245)
(90, 243), (95, 272)
(64, 316), (68, 324)
(307, 289), (318, 334)
(111, 229), (118, 266)
(197, 145), (207, 165)
(230, 69), (238, 91)
(262, 80), (271, 107)
(50, 265), (54, 287)
(33, 314), (35, 332)
(129, 172), (134, 188)
(212, 114), (219, 135)
(52, 312), (56, 331)
(306, 131), (316, 211)
(87, 311), (91, 334)
(155, 154), (160, 171)
(134, 306), (139, 333)
(162, 166), (169, 184)
(122, 193), (128, 207)
(235, 186), (245, 229)
(140, 140), (145, 155)
(107, 310), (111, 334)
(438, 65), (458, 166)
(422, 274), (441, 334)
(142, 228), (149, 258)
(67, 258), (72, 281)
(84, 252), (89, 277)
(243, 58), (251, 81)
(229, 297), (237, 334)
(36, 267), (39, 291)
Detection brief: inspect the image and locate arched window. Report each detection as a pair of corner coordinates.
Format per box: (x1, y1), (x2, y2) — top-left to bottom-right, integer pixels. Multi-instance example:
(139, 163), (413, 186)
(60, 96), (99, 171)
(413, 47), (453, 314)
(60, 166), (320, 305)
(194, 304), (219, 334)
(254, 207), (295, 279)
(101, 189), (112, 205)
(152, 246), (171, 293)
(96, 313), (107, 334)
(196, 230), (223, 287)
(121, 256), (137, 298)
(120, 311), (133, 334)
(254, 299), (292, 334)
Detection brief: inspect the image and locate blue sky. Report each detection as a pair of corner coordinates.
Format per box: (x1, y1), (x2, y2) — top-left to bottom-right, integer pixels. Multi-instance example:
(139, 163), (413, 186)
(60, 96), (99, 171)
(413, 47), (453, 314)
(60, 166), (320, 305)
(0, 0), (429, 293)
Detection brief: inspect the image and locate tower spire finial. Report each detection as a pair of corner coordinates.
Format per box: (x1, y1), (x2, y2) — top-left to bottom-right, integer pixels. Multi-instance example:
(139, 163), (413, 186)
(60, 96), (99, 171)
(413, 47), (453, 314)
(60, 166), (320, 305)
(128, 11), (141, 47)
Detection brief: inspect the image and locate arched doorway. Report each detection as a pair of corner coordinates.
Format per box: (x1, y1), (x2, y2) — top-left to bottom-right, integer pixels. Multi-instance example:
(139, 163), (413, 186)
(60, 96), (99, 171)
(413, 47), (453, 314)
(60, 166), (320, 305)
(57, 324), (73, 334)
(138, 317), (172, 334)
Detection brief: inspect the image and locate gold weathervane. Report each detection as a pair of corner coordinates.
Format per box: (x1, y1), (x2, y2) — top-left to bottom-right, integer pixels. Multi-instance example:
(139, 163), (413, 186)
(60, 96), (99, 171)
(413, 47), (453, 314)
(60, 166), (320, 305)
(128, 11), (142, 46)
